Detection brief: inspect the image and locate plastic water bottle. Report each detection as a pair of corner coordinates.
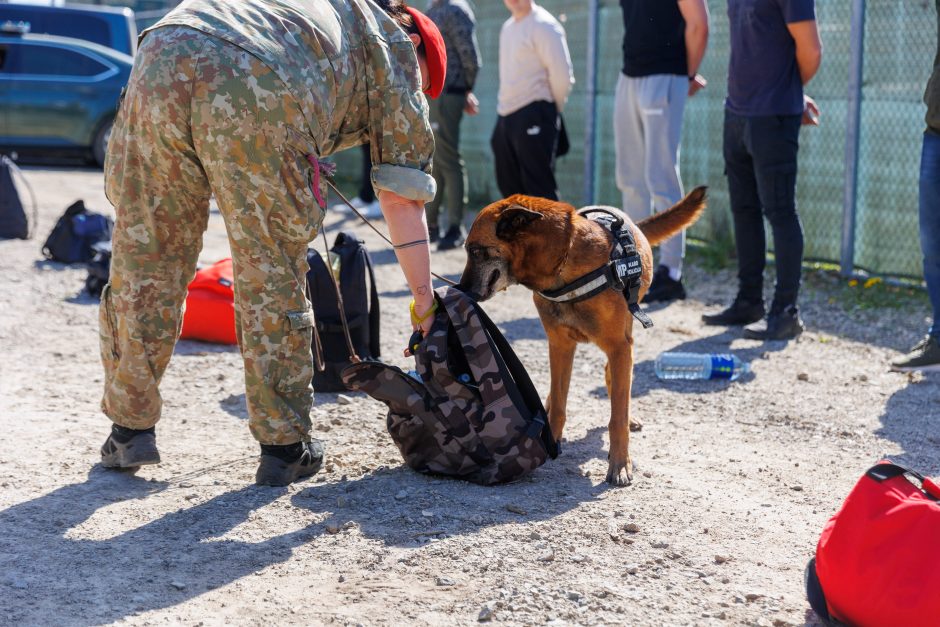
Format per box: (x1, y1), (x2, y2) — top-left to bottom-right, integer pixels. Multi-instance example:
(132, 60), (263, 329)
(654, 352), (750, 381)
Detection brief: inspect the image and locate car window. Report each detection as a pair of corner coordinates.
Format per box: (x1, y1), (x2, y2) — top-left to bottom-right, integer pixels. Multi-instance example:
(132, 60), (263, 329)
(0, 7), (114, 50)
(3, 43), (109, 77)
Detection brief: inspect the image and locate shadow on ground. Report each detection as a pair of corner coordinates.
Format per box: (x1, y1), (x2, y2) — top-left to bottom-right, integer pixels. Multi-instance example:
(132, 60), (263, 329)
(876, 373), (940, 474)
(0, 428), (611, 625)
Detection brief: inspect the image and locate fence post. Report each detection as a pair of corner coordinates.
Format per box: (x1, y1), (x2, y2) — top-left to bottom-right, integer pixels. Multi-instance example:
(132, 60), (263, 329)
(841, 0), (866, 276)
(583, 0), (600, 205)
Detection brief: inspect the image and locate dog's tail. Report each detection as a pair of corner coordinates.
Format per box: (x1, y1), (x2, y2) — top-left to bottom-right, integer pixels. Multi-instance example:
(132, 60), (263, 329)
(637, 186), (707, 246)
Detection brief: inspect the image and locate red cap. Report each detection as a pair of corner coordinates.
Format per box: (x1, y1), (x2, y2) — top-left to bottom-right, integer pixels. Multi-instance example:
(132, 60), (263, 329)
(404, 6), (446, 99)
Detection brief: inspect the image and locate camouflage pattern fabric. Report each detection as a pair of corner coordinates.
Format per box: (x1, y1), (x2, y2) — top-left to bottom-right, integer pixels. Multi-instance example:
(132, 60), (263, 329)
(150, 0), (437, 202)
(102, 27), (330, 444)
(343, 287), (556, 485)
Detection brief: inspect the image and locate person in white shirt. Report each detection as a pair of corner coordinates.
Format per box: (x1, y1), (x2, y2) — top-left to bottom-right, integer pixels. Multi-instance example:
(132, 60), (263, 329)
(491, 0), (574, 200)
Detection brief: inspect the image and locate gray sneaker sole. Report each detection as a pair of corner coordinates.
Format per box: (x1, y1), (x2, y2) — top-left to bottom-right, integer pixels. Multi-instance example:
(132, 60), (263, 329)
(890, 362), (940, 373)
(100, 434), (161, 469)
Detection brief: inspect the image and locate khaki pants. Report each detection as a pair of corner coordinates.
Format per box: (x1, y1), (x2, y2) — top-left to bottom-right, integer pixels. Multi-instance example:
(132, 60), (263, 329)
(427, 92), (468, 232)
(101, 27), (325, 445)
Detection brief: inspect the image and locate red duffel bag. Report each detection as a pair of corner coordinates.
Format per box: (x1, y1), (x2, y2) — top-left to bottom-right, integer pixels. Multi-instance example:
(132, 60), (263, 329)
(806, 460), (940, 626)
(180, 258), (237, 345)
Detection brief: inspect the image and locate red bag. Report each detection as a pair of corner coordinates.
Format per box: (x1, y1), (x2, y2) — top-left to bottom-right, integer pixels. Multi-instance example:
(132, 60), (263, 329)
(179, 258), (238, 345)
(809, 460), (940, 626)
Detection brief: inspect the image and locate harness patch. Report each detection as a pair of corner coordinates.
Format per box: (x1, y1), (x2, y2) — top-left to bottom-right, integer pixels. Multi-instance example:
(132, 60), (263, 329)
(538, 207), (653, 329)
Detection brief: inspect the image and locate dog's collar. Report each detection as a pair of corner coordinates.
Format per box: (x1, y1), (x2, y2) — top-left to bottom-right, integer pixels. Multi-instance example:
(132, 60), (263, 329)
(537, 207), (653, 329)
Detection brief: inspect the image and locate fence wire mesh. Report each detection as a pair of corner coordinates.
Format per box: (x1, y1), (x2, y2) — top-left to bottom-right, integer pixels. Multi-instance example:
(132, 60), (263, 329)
(451, 0), (935, 280)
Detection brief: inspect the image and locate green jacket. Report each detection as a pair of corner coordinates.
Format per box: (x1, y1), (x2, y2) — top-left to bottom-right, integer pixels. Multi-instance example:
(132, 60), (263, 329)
(149, 0), (436, 201)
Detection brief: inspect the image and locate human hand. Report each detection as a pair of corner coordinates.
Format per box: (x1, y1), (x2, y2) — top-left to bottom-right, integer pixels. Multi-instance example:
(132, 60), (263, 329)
(464, 92), (480, 116)
(802, 95), (820, 126)
(403, 297), (436, 356)
(688, 74), (707, 97)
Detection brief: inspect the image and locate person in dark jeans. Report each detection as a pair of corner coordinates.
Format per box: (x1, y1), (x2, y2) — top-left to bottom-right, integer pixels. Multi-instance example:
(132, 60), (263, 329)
(702, 0), (822, 340)
(891, 0), (940, 371)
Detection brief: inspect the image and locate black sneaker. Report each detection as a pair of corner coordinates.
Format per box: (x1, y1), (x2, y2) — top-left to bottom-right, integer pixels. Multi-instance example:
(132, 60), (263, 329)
(643, 265), (686, 303)
(100, 426), (161, 469)
(890, 335), (940, 372)
(702, 297), (765, 326)
(743, 304), (804, 340)
(437, 225), (464, 251)
(255, 440), (325, 486)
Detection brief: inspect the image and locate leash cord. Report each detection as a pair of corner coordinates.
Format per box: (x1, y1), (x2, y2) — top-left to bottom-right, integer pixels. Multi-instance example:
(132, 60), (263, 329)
(323, 178), (457, 287)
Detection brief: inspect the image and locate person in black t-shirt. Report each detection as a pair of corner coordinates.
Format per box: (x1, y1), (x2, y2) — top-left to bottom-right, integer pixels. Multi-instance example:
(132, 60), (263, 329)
(702, 0), (821, 341)
(614, 0), (709, 304)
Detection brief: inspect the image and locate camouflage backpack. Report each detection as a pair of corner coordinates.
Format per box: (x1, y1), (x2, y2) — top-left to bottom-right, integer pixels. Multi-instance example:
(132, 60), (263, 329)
(342, 286), (559, 485)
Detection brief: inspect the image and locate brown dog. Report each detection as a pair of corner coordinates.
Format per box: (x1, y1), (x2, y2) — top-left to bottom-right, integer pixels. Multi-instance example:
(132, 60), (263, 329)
(458, 187), (706, 486)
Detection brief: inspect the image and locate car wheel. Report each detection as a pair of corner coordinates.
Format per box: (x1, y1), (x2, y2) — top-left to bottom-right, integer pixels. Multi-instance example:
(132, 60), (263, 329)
(92, 117), (114, 168)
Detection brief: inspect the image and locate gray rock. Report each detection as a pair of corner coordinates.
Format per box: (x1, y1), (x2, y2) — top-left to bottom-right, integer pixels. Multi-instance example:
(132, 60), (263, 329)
(436, 577), (456, 587)
(337, 394), (354, 405)
(478, 605), (495, 622)
(169, 581), (186, 591)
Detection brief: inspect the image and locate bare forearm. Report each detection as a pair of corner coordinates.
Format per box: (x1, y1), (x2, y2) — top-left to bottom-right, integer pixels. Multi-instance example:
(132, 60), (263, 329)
(679, 0), (709, 76)
(685, 24), (708, 76)
(379, 190), (433, 310)
(787, 20), (822, 85)
(797, 49), (822, 84)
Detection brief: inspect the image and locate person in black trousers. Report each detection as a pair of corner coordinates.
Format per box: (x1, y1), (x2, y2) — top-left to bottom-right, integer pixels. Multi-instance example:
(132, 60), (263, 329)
(702, 0), (822, 341)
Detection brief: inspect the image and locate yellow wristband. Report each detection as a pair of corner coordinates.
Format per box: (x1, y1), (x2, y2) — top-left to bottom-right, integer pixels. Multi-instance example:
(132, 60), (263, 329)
(410, 299), (437, 326)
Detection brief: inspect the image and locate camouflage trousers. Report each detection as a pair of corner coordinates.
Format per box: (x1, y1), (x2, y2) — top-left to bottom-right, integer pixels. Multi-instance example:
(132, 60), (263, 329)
(101, 27), (325, 445)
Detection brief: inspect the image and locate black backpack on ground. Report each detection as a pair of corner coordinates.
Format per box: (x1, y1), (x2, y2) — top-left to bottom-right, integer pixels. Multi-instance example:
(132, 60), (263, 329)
(306, 231), (380, 392)
(0, 155), (33, 240)
(85, 240), (112, 298)
(42, 200), (113, 263)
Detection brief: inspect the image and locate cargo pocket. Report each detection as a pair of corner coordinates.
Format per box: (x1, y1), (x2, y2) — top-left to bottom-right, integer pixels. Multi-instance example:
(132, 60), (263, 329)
(272, 308), (316, 401)
(99, 282), (121, 370)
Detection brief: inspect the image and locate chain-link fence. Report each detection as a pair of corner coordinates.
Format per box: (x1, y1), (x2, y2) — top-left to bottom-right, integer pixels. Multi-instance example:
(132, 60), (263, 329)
(439, 0), (933, 280)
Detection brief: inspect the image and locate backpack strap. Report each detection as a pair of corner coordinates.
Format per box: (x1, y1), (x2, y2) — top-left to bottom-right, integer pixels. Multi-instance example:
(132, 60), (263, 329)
(364, 244), (381, 359)
(473, 304), (559, 460)
(439, 287), (559, 459)
(866, 461), (940, 500)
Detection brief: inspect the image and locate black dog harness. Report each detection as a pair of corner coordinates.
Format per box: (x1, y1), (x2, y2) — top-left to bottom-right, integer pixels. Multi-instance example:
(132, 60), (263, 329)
(537, 207), (653, 329)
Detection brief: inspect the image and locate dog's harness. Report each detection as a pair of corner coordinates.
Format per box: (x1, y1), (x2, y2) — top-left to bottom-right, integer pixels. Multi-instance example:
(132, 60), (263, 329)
(537, 207), (653, 329)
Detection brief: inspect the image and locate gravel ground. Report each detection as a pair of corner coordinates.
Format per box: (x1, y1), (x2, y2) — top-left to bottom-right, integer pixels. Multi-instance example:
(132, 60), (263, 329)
(0, 166), (937, 626)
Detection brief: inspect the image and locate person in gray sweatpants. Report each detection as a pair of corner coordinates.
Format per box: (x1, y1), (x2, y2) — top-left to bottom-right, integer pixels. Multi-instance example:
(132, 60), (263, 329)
(614, 0), (709, 303)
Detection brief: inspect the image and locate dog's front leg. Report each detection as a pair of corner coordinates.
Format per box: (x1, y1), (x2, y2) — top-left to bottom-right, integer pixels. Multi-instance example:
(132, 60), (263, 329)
(603, 338), (634, 486)
(545, 330), (577, 442)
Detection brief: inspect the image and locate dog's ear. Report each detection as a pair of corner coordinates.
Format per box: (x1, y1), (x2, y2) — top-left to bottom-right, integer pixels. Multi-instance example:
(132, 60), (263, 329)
(496, 205), (543, 241)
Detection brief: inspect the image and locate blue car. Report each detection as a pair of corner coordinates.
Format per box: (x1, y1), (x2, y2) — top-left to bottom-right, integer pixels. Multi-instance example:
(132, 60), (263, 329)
(0, 28), (133, 166)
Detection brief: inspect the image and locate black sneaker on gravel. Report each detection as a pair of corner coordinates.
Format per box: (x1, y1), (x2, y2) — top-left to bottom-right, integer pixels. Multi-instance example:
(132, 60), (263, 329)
(644, 265), (686, 303)
(743, 304), (804, 341)
(702, 297), (765, 326)
(890, 335), (940, 372)
(255, 440), (325, 487)
(100, 427), (161, 469)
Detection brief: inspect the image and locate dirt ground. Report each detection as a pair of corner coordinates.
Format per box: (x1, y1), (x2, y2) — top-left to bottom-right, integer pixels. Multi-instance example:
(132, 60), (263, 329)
(1, 165), (938, 627)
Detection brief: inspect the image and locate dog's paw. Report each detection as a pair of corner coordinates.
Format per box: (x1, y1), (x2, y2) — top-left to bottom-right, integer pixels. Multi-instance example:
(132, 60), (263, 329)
(629, 417), (643, 432)
(606, 459), (633, 487)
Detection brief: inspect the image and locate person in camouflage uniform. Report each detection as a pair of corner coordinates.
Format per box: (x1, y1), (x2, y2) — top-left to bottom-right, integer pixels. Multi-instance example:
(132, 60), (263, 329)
(99, 0), (447, 486)
(425, 0), (481, 250)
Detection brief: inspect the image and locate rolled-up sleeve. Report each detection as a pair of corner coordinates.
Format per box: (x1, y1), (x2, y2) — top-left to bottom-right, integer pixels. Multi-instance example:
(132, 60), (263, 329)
(363, 35), (437, 202)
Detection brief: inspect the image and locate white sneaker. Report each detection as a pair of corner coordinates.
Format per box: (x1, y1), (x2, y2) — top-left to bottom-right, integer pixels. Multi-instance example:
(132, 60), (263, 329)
(330, 196), (368, 213)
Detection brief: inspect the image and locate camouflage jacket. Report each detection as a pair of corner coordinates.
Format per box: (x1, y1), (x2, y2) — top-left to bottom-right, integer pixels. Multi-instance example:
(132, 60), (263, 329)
(149, 0), (436, 202)
(426, 0), (481, 92)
